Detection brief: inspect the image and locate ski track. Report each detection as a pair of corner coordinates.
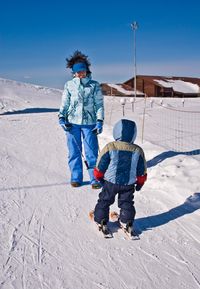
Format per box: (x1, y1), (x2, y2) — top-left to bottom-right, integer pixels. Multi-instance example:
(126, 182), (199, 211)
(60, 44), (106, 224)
(164, 250), (200, 287)
(1, 91), (200, 289)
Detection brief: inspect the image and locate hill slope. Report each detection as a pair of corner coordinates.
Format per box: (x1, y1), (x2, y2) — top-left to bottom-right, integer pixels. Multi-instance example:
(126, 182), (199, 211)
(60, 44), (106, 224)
(0, 79), (200, 289)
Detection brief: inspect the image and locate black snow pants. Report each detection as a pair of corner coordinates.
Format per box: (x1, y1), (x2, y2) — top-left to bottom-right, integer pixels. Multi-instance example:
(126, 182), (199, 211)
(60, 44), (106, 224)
(94, 180), (136, 224)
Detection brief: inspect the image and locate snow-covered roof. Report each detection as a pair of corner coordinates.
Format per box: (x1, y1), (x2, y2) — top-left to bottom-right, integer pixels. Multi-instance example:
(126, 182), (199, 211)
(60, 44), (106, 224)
(107, 83), (143, 95)
(154, 79), (200, 94)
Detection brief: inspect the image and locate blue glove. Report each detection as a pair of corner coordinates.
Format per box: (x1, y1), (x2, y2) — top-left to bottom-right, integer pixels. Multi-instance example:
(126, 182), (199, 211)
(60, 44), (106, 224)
(92, 120), (103, 135)
(59, 117), (72, 132)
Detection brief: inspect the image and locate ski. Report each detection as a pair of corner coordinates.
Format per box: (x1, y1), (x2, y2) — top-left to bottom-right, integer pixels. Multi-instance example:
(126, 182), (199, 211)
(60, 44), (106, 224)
(89, 210), (113, 238)
(110, 211), (140, 240)
(89, 210), (140, 239)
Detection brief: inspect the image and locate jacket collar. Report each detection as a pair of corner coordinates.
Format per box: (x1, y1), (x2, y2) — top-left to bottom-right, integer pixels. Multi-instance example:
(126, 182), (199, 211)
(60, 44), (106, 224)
(73, 76), (91, 86)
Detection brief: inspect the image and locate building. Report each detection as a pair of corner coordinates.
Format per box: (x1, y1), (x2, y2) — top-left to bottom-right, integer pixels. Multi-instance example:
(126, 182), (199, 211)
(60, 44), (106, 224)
(101, 83), (144, 97)
(124, 75), (200, 97)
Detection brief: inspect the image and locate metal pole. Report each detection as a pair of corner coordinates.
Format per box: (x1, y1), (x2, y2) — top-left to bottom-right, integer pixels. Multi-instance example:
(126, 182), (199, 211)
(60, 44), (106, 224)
(122, 105), (125, 117)
(131, 21), (138, 102)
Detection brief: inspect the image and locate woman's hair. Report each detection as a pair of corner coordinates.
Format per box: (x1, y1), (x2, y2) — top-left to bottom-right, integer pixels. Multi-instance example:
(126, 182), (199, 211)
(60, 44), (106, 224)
(66, 50), (91, 74)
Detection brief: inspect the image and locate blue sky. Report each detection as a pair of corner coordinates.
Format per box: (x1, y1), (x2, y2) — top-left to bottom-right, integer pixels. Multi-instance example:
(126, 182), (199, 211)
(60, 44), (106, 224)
(0, 0), (200, 88)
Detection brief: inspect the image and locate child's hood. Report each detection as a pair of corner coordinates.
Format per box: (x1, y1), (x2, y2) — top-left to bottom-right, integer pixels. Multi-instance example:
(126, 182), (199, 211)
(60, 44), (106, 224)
(113, 119), (137, 143)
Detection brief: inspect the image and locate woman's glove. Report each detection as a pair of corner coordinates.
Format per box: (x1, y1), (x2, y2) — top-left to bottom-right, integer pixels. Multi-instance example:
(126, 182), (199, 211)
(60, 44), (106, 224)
(59, 117), (72, 132)
(92, 120), (103, 135)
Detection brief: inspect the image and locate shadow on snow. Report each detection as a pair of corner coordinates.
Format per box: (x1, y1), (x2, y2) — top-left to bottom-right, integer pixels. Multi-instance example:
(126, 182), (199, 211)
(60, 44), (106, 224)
(0, 181), (91, 192)
(135, 192), (200, 235)
(147, 149), (200, 168)
(0, 107), (59, 115)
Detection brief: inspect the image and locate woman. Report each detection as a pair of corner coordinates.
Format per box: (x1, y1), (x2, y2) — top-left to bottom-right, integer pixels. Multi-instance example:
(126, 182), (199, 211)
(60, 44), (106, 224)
(58, 51), (104, 189)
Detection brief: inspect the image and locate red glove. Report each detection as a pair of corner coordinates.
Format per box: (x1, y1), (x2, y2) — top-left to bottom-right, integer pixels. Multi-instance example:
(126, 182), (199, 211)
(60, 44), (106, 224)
(135, 174), (147, 191)
(94, 168), (104, 181)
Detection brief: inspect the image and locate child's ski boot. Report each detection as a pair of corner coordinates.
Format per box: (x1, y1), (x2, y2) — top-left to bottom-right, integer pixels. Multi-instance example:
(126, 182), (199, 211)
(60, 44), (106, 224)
(98, 219), (113, 238)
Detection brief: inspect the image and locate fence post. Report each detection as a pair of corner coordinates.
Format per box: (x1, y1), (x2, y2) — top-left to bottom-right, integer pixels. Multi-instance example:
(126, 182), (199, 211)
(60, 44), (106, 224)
(120, 98), (126, 116)
(130, 97), (135, 112)
(141, 94), (147, 143)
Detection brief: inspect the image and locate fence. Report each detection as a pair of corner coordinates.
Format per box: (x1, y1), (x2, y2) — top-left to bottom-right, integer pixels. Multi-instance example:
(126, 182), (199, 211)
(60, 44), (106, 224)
(104, 96), (200, 155)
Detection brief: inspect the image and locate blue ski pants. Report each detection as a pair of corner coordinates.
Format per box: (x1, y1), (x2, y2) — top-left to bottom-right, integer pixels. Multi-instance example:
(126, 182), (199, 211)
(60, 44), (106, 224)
(94, 180), (136, 224)
(66, 124), (98, 184)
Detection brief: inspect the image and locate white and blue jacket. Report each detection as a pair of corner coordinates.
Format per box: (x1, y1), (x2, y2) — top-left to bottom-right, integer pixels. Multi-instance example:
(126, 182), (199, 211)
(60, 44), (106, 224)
(59, 76), (104, 125)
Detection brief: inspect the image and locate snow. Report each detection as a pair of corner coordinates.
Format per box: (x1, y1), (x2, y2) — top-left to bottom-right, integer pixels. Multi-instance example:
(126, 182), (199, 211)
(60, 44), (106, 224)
(107, 83), (143, 95)
(154, 79), (200, 94)
(0, 78), (200, 289)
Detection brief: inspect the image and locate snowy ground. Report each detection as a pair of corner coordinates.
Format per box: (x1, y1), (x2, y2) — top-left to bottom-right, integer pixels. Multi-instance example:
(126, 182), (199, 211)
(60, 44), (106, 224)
(0, 78), (200, 289)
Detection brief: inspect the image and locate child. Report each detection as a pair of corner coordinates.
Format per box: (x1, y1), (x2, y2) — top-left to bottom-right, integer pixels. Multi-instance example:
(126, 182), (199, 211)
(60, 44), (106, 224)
(93, 119), (147, 234)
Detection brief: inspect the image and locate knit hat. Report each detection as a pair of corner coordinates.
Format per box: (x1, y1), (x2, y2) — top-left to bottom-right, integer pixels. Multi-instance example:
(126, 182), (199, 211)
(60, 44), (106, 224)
(72, 62), (87, 73)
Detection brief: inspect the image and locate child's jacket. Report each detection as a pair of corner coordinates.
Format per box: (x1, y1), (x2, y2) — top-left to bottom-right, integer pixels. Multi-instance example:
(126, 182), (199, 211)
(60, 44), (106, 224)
(95, 119), (147, 185)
